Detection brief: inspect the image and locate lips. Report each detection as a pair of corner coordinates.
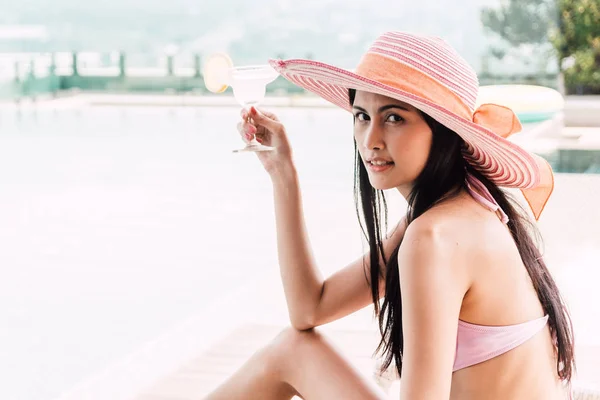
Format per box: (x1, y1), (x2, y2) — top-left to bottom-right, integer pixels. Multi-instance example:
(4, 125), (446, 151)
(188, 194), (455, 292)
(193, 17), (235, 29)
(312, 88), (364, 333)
(368, 160), (394, 166)
(366, 157), (394, 166)
(366, 157), (394, 173)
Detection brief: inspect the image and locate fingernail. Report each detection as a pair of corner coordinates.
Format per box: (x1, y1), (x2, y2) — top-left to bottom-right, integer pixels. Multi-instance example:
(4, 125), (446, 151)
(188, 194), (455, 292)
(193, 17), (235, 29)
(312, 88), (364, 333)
(250, 106), (257, 115)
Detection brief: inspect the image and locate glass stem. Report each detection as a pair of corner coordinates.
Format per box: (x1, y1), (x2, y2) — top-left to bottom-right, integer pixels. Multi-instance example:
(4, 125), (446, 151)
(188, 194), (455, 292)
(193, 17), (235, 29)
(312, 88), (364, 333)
(247, 138), (261, 147)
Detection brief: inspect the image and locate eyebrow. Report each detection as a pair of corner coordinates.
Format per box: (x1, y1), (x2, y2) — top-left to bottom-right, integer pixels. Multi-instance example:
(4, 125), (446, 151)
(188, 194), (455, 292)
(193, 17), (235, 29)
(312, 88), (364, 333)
(352, 104), (411, 113)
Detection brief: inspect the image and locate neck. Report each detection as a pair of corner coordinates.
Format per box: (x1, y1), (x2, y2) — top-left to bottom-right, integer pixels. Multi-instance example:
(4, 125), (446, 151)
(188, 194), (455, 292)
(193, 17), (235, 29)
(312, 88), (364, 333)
(396, 183), (413, 200)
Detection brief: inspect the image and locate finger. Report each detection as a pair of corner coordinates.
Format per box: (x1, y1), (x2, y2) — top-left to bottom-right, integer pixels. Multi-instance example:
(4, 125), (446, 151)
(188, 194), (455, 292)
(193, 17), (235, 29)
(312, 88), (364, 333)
(237, 118), (257, 134)
(237, 121), (255, 143)
(249, 107), (282, 132)
(254, 107), (279, 122)
(255, 133), (267, 144)
(239, 109), (257, 133)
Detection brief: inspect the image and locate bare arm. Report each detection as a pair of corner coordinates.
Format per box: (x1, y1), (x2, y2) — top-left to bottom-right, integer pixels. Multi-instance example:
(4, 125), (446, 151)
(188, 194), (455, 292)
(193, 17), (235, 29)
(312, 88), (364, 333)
(398, 220), (468, 399)
(271, 165), (407, 330)
(242, 107), (407, 330)
(309, 216), (407, 328)
(270, 166), (322, 330)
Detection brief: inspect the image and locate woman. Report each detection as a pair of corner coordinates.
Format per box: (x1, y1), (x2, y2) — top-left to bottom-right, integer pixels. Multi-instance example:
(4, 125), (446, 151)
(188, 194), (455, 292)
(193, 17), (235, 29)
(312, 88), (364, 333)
(205, 31), (574, 399)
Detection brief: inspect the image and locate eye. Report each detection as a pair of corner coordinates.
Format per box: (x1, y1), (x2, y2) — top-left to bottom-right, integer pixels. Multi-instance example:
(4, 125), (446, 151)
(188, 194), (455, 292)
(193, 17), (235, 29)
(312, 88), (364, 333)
(386, 114), (404, 123)
(354, 112), (369, 122)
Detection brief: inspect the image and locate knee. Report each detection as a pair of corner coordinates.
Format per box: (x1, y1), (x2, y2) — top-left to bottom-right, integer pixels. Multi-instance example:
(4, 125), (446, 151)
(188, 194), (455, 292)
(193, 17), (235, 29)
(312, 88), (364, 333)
(273, 326), (321, 351)
(261, 326), (320, 372)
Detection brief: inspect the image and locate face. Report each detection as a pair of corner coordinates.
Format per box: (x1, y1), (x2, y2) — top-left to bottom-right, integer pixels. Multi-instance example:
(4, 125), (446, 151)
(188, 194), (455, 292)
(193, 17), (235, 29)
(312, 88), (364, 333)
(352, 90), (433, 197)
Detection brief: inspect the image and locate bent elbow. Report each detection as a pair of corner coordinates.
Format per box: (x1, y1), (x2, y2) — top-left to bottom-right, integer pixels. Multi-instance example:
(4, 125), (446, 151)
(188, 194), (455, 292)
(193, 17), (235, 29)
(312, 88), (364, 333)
(290, 314), (317, 331)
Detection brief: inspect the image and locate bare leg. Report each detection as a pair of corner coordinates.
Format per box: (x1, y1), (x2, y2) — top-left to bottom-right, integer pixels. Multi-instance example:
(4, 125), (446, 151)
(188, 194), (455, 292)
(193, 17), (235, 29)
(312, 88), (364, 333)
(203, 327), (388, 400)
(205, 328), (387, 400)
(203, 329), (300, 400)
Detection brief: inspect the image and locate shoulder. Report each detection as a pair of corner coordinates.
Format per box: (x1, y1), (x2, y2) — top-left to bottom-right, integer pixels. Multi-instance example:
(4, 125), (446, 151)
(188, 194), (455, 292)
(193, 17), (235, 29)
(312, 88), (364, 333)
(397, 209), (471, 291)
(401, 208), (460, 255)
(401, 190), (495, 253)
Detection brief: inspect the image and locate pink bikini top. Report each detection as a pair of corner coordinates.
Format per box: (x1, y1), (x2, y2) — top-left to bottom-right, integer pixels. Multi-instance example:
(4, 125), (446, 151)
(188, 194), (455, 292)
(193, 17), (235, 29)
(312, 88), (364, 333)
(453, 174), (549, 372)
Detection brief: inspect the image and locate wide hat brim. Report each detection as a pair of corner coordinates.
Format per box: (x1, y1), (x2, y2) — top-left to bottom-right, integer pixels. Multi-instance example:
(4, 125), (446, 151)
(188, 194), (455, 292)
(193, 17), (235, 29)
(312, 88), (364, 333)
(269, 58), (554, 219)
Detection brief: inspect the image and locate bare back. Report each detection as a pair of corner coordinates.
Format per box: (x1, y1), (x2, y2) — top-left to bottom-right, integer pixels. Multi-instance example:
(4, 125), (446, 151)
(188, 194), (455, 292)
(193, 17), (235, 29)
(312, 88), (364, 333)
(425, 190), (566, 399)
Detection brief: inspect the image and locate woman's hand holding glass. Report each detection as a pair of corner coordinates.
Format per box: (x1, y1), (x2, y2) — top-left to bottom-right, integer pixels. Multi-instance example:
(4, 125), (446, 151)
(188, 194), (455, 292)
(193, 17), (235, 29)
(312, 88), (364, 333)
(237, 107), (295, 177)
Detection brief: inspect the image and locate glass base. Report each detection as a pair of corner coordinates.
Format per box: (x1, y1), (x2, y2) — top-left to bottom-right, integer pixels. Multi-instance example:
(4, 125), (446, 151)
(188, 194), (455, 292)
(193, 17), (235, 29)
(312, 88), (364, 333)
(233, 140), (274, 153)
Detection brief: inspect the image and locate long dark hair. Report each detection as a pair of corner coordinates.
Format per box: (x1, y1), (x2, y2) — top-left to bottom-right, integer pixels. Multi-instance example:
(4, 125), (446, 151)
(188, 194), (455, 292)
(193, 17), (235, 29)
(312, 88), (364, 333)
(349, 89), (575, 383)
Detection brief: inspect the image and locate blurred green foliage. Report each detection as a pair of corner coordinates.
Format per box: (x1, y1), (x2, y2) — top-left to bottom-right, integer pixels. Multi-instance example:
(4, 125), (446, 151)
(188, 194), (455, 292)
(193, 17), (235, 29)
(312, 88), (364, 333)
(553, 0), (600, 94)
(482, 0), (600, 94)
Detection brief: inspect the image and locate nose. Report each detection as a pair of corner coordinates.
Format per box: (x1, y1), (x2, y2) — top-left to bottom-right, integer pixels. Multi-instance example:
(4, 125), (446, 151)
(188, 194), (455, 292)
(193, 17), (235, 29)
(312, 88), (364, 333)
(362, 123), (385, 151)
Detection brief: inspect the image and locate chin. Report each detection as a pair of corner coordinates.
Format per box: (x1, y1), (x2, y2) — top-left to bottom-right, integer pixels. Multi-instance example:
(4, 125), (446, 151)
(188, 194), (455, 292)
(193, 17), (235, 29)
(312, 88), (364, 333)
(368, 176), (400, 191)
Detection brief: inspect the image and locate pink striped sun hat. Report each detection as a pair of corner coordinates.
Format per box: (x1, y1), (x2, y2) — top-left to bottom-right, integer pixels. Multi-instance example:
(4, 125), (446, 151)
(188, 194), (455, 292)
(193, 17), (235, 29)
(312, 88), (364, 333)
(268, 31), (554, 220)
